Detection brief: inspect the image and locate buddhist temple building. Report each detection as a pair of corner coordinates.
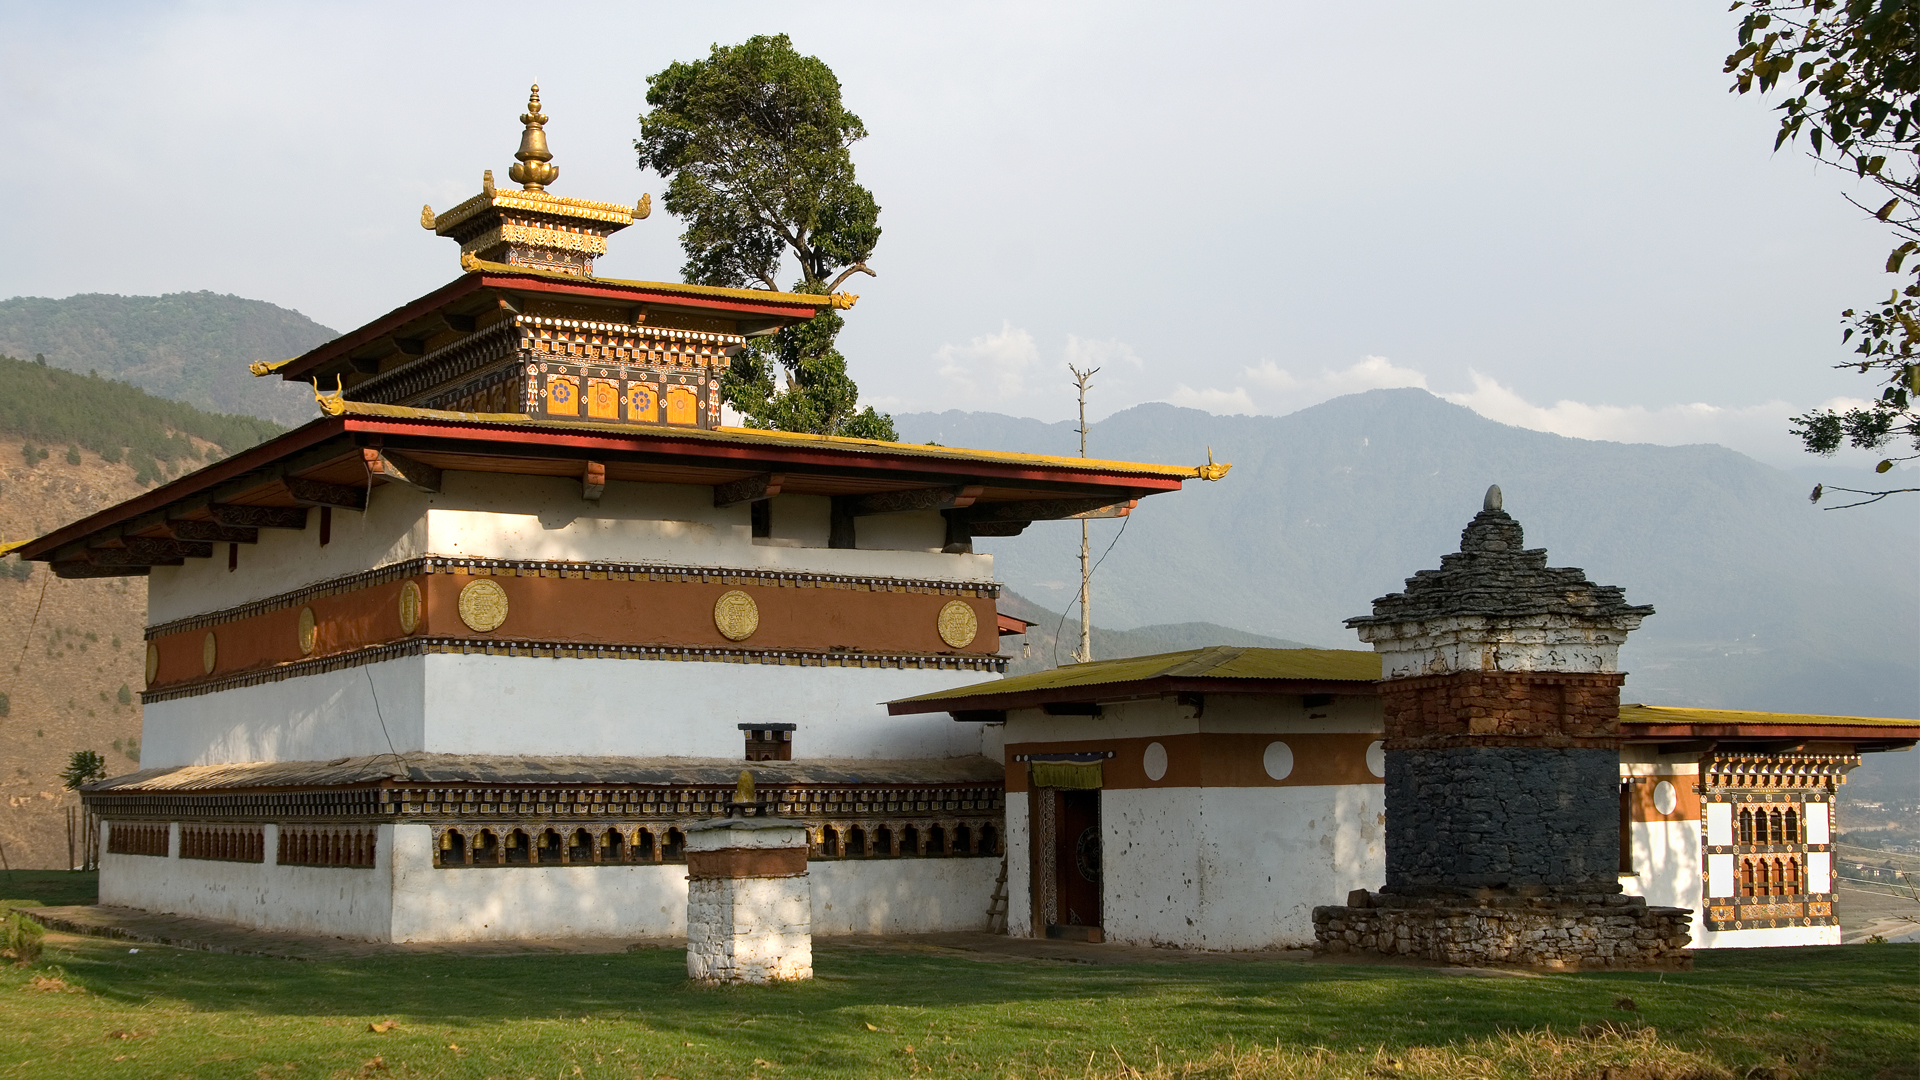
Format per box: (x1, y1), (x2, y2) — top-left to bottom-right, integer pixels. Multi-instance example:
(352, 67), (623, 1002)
(892, 496), (1920, 957)
(13, 88), (1225, 942)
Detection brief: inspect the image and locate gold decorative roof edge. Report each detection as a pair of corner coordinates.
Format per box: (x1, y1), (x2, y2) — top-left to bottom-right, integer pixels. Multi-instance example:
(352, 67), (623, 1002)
(305, 392), (1207, 477)
(454, 256), (856, 309)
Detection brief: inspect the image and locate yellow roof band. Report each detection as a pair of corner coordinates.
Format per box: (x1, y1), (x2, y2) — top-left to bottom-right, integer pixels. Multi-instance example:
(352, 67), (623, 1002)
(432, 187), (637, 232)
(456, 256), (851, 309)
(1618, 703), (1917, 728)
(308, 395), (1208, 478)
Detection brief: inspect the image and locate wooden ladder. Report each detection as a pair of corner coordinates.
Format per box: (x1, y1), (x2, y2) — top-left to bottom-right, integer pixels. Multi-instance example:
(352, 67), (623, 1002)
(986, 856), (1010, 933)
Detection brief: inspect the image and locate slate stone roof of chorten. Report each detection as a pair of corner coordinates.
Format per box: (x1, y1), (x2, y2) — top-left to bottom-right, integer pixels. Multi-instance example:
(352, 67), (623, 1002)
(1345, 501), (1654, 628)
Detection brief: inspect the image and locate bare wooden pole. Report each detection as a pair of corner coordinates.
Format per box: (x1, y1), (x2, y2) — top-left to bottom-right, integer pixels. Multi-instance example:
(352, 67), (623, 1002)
(1067, 364), (1100, 664)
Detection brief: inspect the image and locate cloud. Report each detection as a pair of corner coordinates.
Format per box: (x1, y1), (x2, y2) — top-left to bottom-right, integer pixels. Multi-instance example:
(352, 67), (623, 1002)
(1437, 370), (1800, 449)
(1244, 355), (1429, 398)
(935, 321), (1041, 404)
(1065, 335), (1145, 373)
(1167, 384), (1257, 414)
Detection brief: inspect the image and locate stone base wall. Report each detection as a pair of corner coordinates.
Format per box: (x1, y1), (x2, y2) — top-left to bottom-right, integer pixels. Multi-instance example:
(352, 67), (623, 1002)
(686, 876), (814, 984)
(1313, 890), (1693, 970)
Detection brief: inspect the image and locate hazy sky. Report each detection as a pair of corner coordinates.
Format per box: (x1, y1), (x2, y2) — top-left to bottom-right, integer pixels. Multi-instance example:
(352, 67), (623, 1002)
(0, 1), (1905, 467)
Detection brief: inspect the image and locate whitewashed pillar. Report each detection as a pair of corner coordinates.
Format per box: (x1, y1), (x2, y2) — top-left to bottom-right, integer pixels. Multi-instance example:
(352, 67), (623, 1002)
(684, 819), (812, 985)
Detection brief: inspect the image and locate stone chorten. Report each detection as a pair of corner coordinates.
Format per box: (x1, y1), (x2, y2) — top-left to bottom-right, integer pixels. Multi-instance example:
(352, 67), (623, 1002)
(1314, 487), (1692, 969)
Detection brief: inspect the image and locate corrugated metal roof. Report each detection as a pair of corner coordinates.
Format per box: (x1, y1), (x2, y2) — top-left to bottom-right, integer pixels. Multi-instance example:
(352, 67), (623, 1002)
(85, 754), (1003, 793)
(890, 646), (1382, 707)
(1618, 704), (1919, 730)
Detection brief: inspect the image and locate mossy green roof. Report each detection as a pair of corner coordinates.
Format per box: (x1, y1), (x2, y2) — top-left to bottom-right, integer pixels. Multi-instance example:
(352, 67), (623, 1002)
(1619, 703), (1918, 729)
(890, 646), (1381, 708)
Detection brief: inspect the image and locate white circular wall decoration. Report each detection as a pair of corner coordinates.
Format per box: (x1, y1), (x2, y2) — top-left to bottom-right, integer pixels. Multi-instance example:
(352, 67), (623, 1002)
(1366, 740), (1387, 779)
(1653, 780), (1678, 816)
(1143, 741), (1168, 782)
(936, 600), (979, 649)
(145, 642), (159, 687)
(713, 590), (760, 641)
(457, 578), (510, 633)
(201, 631), (218, 675)
(1263, 741), (1295, 781)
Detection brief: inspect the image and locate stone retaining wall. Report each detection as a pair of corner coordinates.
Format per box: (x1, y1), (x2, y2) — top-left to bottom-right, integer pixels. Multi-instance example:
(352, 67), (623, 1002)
(1313, 889), (1693, 970)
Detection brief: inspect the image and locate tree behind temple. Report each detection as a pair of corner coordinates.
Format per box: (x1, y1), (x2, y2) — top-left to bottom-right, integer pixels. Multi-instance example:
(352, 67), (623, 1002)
(637, 34), (897, 440)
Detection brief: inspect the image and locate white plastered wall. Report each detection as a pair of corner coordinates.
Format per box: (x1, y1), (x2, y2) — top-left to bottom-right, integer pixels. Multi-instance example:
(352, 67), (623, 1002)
(419, 653), (999, 760)
(143, 657), (427, 768)
(145, 624), (1001, 768)
(97, 823), (394, 940)
(1003, 694), (1386, 950)
(1100, 785), (1384, 950)
(148, 476), (992, 629)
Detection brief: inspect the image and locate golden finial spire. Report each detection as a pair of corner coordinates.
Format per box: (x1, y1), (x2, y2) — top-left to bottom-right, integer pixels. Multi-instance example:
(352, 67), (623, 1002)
(508, 84), (559, 192)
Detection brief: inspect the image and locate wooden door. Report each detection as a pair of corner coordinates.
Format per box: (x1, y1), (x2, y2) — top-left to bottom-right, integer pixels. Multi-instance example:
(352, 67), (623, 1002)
(1054, 789), (1101, 930)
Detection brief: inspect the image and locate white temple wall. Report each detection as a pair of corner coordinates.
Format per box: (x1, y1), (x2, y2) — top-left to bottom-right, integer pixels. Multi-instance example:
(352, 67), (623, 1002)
(809, 859), (1001, 935)
(387, 824), (688, 941)
(148, 485), (431, 624)
(145, 654), (997, 766)
(1004, 794), (1033, 937)
(418, 654), (1000, 760)
(1101, 785), (1384, 950)
(425, 474), (990, 581)
(148, 475), (993, 629)
(142, 657), (427, 768)
(97, 823), (394, 940)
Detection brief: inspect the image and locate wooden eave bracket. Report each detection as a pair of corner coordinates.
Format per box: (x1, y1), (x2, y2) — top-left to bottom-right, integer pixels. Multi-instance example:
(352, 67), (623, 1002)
(582, 461), (606, 501)
(208, 504), (310, 530)
(363, 448), (443, 493)
(285, 476), (369, 511)
(164, 519), (260, 544)
(845, 484), (984, 517)
(713, 472), (784, 508)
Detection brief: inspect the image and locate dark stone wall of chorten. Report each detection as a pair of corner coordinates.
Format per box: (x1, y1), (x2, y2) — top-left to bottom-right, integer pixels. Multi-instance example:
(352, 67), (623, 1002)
(1318, 487), (1690, 968)
(1346, 486), (1653, 896)
(1383, 746), (1621, 890)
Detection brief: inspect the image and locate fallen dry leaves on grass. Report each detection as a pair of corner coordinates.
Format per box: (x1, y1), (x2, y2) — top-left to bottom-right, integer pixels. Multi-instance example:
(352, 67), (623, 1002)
(1027, 1027), (1733, 1080)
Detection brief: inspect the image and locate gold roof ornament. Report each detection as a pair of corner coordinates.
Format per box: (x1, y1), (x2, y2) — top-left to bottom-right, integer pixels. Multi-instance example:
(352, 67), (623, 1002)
(508, 84), (558, 192)
(1194, 446), (1232, 481)
(418, 84), (647, 277)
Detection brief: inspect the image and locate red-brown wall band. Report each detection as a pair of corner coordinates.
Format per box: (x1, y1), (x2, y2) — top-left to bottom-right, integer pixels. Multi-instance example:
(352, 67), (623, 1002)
(146, 569), (998, 689)
(1005, 733), (1384, 792)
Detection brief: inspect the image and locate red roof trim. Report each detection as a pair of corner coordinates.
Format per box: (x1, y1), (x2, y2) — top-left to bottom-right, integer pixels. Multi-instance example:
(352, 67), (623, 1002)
(478, 273), (825, 318)
(354, 417), (1189, 489)
(279, 272), (828, 383)
(18, 414), (1188, 560)
(17, 418), (352, 560)
(279, 276), (487, 382)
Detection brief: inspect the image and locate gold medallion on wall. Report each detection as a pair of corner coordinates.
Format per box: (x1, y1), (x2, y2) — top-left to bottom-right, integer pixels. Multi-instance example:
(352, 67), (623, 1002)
(936, 600), (979, 649)
(296, 606), (317, 656)
(398, 580), (422, 634)
(713, 590), (759, 641)
(201, 631), (218, 675)
(457, 578), (509, 632)
(144, 642), (159, 687)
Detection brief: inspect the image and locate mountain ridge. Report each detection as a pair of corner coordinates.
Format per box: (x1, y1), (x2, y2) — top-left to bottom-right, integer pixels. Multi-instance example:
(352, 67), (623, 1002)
(899, 389), (1918, 720)
(0, 291), (337, 426)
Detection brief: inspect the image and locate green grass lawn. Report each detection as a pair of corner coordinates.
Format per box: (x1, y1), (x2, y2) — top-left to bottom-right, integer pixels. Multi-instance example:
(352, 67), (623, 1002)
(2, 874), (1915, 1080)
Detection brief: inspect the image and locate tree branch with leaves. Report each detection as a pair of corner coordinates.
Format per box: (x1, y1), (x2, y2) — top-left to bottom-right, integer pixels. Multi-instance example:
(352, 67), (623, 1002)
(637, 34), (896, 440)
(1728, 0), (1920, 503)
